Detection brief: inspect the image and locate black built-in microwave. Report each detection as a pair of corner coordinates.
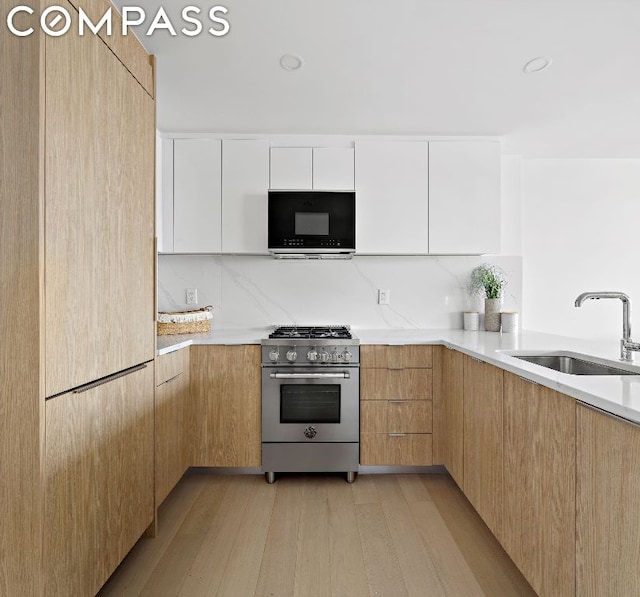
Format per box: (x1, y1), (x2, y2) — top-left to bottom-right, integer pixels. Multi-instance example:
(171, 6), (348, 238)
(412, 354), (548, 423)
(267, 190), (356, 258)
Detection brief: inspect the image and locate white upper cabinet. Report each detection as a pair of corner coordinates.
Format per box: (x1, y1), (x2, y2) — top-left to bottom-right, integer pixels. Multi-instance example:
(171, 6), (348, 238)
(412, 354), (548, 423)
(173, 139), (222, 253)
(222, 139), (270, 254)
(312, 147), (355, 190)
(428, 141), (501, 254)
(355, 140), (429, 254)
(270, 146), (355, 190)
(269, 147), (312, 189)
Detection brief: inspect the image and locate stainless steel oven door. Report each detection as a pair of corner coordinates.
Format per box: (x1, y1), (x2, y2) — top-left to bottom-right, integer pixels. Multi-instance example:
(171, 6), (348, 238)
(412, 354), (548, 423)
(262, 368), (359, 442)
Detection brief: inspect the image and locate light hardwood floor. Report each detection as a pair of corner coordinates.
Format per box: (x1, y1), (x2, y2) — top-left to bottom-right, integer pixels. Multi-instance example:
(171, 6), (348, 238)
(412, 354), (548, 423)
(98, 472), (536, 597)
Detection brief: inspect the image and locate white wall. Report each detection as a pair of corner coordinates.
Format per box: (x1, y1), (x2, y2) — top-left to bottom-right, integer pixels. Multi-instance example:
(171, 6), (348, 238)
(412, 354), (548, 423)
(522, 159), (640, 342)
(158, 254), (522, 330)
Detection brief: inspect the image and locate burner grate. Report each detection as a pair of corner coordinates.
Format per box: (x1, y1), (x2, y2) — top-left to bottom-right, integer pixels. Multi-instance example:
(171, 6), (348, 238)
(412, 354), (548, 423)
(269, 325), (352, 340)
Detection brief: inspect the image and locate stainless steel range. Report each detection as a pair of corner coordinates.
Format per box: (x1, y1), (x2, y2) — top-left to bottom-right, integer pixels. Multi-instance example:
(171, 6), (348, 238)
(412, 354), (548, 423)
(261, 325), (360, 484)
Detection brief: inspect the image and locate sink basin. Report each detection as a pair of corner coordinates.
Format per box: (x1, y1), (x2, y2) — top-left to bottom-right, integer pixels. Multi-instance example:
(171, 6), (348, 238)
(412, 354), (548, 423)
(509, 352), (640, 376)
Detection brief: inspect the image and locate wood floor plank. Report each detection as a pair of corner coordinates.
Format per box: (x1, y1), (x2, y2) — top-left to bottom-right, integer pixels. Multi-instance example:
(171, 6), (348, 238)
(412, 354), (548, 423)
(373, 474), (406, 505)
(216, 479), (277, 597)
(138, 477), (230, 597)
(325, 475), (356, 510)
(382, 499), (447, 597)
(177, 476), (258, 597)
(351, 473), (380, 504)
(423, 474), (537, 597)
(98, 476), (208, 596)
(410, 499), (486, 596)
(356, 502), (409, 597)
(301, 473), (330, 500)
(293, 498), (331, 597)
(254, 479), (304, 597)
(396, 473), (433, 503)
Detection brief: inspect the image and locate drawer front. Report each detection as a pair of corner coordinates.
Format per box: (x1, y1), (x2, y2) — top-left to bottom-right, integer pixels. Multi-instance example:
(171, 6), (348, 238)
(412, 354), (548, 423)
(361, 400), (432, 433)
(361, 368), (433, 401)
(361, 345), (433, 369)
(360, 433), (433, 466)
(156, 347), (189, 386)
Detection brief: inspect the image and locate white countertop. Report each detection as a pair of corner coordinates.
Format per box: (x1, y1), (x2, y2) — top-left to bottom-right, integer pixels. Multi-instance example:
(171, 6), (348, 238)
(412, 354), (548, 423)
(157, 327), (640, 425)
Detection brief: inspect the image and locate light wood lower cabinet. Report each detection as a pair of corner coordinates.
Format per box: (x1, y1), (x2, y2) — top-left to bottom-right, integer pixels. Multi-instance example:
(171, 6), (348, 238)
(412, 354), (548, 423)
(433, 346), (464, 487)
(45, 364), (154, 597)
(189, 345), (261, 467)
(503, 372), (576, 597)
(576, 403), (640, 597)
(360, 345), (433, 466)
(462, 354), (503, 539)
(155, 348), (190, 505)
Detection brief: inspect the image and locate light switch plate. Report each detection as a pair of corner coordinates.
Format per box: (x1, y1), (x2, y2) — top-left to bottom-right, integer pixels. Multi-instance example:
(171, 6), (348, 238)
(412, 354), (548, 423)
(186, 288), (198, 305)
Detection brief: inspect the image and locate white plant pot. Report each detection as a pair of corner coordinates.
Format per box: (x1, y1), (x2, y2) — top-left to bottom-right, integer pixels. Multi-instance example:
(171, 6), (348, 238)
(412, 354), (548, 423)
(484, 298), (502, 332)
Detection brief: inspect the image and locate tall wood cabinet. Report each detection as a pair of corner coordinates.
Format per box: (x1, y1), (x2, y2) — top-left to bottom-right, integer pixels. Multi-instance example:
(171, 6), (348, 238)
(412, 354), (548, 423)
(1, 1), (156, 594)
(44, 8), (155, 397)
(189, 345), (261, 466)
(576, 403), (640, 596)
(45, 366), (154, 597)
(360, 345), (433, 465)
(462, 354), (504, 539)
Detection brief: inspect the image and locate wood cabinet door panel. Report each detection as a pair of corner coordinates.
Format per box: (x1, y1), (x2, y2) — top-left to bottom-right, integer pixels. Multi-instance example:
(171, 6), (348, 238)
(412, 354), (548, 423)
(45, 24), (155, 396)
(156, 347), (189, 386)
(360, 433), (433, 466)
(361, 369), (433, 401)
(503, 372), (575, 597)
(361, 400), (432, 433)
(433, 346), (464, 487)
(463, 355), (503, 539)
(189, 345), (261, 467)
(577, 404), (640, 597)
(361, 345), (433, 368)
(45, 365), (154, 597)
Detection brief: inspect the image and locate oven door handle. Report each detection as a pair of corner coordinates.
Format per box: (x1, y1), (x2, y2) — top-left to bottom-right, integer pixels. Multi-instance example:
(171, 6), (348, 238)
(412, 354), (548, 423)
(269, 372), (351, 379)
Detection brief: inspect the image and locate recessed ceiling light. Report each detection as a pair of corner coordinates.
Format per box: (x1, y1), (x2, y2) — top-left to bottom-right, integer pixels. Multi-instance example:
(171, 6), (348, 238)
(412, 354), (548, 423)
(523, 56), (552, 74)
(280, 54), (304, 71)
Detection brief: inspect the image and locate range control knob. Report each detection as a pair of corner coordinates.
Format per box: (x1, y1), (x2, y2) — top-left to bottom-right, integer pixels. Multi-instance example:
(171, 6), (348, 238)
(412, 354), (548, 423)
(269, 348), (279, 362)
(342, 350), (352, 363)
(286, 349), (297, 362)
(304, 426), (317, 439)
(331, 351), (340, 362)
(320, 349), (330, 363)
(307, 349), (318, 362)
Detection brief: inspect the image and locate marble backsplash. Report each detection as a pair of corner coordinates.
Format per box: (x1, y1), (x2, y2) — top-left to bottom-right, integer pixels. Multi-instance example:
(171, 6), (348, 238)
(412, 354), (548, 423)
(157, 255), (522, 330)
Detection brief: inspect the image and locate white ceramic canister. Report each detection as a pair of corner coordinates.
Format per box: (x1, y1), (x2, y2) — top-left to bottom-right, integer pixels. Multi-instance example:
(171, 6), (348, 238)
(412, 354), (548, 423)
(463, 311), (480, 331)
(501, 311), (519, 333)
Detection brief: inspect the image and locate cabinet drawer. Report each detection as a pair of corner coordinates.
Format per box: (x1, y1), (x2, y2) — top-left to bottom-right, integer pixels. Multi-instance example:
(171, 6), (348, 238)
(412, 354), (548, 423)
(360, 433), (433, 466)
(156, 348), (189, 386)
(361, 368), (432, 401)
(361, 400), (432, 433)
(361, 345), (433, 368)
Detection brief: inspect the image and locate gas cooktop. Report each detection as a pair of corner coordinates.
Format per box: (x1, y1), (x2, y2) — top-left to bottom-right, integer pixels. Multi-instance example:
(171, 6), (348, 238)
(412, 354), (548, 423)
(268, 325), (353, 340)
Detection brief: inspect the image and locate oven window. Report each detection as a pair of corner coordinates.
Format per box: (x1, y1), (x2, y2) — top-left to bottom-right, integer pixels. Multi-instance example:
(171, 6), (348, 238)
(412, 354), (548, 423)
(280, 385), (340, 424)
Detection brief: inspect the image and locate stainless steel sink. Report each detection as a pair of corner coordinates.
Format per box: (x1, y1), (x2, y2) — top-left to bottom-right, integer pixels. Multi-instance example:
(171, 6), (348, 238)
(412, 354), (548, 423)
(509, 352), (640, 376)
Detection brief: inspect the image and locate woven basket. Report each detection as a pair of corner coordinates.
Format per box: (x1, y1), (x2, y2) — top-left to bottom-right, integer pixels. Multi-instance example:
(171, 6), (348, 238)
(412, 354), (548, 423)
(157, 306), (214, 336)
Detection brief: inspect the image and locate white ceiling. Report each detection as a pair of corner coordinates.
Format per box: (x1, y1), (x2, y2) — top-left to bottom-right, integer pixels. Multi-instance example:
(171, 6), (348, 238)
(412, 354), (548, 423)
(120, 0), (640, 157)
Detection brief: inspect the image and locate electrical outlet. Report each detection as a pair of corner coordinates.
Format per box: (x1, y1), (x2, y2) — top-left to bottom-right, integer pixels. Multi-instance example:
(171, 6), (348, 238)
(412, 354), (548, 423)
(186, 288), (198, 305)
(378, 289), (390, 305)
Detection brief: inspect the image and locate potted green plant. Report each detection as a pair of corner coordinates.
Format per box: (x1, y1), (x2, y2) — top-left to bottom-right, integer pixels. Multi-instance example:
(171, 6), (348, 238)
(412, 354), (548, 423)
(469, 263), (507, 331)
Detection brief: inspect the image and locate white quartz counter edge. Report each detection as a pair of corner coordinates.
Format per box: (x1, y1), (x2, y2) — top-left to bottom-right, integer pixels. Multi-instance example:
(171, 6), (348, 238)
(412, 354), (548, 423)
(157, 328), (640, 425)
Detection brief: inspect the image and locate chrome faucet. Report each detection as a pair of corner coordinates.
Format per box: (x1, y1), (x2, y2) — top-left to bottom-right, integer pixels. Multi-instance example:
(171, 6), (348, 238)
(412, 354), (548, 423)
(575, 291), (640, 361)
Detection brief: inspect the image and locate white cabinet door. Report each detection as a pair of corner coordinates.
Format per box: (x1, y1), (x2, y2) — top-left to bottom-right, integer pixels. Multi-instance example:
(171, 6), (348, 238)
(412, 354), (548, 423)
(269, 147), (312, 189)
(156, 136), (173, 253)
(173, 139), (221, 253)
(222, 139), (270, 254)
(428, 141), (501, 254)
(312, 147), (354, 190)
(355, 141), (429, 254)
